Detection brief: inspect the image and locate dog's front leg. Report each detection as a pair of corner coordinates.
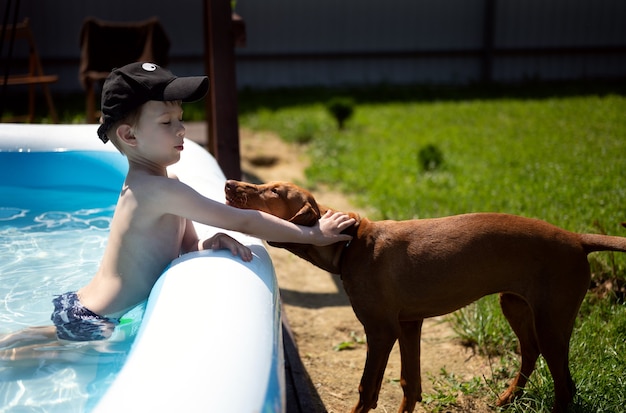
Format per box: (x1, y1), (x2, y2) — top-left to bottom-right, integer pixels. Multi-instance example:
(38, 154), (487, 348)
(397, 319), (424, 413)
(350, 327), (398, 413)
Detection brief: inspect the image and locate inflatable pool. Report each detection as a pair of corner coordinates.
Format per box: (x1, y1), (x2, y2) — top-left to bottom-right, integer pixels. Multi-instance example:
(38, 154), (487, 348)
(0, 124), (285, 412)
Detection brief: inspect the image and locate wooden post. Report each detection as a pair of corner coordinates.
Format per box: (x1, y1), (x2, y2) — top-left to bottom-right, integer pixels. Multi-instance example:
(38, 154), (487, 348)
(203, 0), (242, 180)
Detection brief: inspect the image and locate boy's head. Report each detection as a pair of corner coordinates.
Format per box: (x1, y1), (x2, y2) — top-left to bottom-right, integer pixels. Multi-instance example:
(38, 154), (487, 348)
(97, 62), (208, 145)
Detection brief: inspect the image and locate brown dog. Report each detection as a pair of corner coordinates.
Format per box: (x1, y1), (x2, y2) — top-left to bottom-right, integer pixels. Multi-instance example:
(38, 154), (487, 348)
(225, 179), (626, 413)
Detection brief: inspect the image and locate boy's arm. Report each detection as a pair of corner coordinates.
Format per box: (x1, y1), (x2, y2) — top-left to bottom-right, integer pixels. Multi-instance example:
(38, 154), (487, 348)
(170, 172), (251, 259)
(158, 179), (354, 246)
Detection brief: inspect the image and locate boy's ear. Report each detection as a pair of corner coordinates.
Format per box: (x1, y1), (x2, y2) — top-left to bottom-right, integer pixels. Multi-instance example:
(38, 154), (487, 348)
(116, 124), (137, 147)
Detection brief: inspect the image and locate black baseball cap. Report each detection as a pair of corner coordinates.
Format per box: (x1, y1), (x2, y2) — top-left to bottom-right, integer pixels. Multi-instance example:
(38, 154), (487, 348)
(97, 62), (209, 143)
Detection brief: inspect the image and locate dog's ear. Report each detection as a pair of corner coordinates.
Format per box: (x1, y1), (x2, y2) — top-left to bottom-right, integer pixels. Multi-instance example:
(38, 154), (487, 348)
(288, 202), (320, 227)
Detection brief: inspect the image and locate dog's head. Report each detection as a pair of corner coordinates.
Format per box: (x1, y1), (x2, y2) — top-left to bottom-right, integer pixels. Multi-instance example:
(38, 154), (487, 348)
(225, 179), (358, 274)
(225, 180), (323, 226)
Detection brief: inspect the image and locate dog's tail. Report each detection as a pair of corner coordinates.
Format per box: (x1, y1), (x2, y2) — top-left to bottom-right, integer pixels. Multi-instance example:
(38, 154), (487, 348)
(580, 223), (626, 254)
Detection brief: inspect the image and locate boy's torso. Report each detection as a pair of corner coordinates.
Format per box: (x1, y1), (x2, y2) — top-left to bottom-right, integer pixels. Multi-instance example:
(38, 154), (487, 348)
(78, 172), (186, 317)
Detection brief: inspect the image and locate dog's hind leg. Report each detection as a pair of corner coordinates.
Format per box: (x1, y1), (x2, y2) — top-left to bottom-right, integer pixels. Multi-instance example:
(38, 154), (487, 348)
(496, 293), (540, 407)
(397, 319), (424, 413)
(537, 263), (589, 412)
(535, 292), (584, 412)
(534, 312), (577, 413)
(351, 325), (398, 413)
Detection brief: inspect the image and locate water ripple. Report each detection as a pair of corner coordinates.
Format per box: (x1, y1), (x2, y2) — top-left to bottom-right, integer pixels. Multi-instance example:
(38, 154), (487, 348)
(0, 208), (28, 221)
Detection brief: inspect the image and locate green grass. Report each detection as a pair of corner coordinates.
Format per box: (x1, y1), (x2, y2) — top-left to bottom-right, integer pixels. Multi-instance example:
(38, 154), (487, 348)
(238, 82), (626, 412)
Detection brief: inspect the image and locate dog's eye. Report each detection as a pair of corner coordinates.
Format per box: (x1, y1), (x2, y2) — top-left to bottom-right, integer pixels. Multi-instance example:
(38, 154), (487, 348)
(271, 188), (279, 194)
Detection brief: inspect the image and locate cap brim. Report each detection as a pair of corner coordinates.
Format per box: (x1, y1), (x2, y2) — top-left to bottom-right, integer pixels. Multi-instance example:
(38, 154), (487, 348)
(163, 76), (209, 103)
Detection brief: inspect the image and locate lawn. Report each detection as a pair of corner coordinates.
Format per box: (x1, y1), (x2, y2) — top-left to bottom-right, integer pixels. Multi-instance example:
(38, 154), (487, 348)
(238, 82), (626, 412)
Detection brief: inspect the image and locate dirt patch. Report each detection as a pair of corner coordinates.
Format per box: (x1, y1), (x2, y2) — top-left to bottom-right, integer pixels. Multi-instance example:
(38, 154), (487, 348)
(238, 128), (498, 412)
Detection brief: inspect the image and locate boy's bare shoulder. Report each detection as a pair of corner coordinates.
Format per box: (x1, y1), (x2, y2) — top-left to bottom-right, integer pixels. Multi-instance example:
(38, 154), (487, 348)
(124, 173), (183, 203)
(128, 171), (178, 188)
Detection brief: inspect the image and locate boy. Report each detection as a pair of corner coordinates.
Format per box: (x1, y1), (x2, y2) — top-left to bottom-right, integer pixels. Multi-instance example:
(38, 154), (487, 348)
(0, 62), (354, 352)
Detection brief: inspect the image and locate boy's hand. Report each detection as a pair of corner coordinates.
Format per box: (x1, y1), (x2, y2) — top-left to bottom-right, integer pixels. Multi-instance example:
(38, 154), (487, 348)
(203, 233), (253, 262)
(314, 210), (356, 246)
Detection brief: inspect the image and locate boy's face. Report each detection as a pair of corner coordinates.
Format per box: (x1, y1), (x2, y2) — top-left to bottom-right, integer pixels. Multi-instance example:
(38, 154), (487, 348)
(131, 100), (186, 166)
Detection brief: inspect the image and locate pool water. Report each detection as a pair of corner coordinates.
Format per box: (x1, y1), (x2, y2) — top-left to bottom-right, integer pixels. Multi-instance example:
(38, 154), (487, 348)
(0, 151), (143, 412)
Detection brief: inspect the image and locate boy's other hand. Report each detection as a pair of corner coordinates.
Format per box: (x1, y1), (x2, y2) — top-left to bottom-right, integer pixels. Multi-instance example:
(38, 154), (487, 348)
(204, 233), (253, 262)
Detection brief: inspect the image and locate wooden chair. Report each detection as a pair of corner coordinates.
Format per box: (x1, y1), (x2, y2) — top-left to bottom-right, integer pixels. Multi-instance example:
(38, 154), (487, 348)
(79, 17), (170, 124)
(0, 18), (58, 123)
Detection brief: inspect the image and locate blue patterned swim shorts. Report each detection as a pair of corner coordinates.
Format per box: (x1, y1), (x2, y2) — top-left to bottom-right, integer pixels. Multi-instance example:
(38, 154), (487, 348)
(51, 292), (119, 341)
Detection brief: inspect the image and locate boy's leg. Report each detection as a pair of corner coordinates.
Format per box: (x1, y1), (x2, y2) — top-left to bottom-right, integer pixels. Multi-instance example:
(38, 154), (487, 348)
(0, 339), (90, 365)
(0, 326), (57, 349)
